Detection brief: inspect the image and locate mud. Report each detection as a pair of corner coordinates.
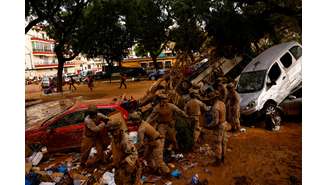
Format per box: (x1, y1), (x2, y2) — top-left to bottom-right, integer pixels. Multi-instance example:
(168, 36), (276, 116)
(25, 80), (301, 185)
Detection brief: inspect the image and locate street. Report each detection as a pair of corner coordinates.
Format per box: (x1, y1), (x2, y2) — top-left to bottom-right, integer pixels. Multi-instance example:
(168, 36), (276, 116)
(25, 80), (301, 185)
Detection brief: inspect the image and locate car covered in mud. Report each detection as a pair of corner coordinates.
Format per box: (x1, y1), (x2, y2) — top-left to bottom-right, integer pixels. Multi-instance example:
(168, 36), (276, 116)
(25, 98), (138, 153)
(237, 41), (302, 127)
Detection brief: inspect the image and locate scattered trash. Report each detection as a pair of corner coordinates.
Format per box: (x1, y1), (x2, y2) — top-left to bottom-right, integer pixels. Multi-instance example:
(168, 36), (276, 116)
(89, 147), (97, 158)
(164, 181), (172, 185)
(191, 174), (200, 184)
(172, 153), (184, 160)
(128, 131), (138, 144)
(28, 152), (43, 166)
(240, 128), (246, 133)
(100, 171), (116, 185)
(168, 163), (175, 169)
(50, 172), (64, 183)
(171, 169), (182, 178)
(273, 126), (280, 131)
(39, 182), (56, 185)
(57, 164), (68, 173)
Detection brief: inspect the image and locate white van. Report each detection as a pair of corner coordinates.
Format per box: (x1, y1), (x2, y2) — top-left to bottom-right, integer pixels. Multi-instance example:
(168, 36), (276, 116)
(237, 41), (302, 125)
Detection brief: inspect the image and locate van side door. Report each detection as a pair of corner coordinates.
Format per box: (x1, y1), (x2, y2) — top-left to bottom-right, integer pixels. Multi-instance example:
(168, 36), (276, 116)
(281, 45), (302, 91)
(265, 62), (289, 104)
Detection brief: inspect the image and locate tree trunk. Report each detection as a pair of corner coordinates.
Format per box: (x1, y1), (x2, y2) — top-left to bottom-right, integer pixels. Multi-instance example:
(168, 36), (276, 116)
(151, 54), (159, 71)
(55, 47), (65, 92)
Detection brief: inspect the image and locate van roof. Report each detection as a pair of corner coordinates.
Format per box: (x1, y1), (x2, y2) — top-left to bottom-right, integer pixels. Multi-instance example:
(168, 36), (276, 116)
(242, 41), (301, 73)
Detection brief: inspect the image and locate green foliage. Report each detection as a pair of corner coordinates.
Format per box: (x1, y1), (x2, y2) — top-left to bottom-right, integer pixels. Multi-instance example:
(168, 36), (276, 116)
(77, 0), (133, 64)
(125, 0), (173, 69)
(175, 116), (194, 152)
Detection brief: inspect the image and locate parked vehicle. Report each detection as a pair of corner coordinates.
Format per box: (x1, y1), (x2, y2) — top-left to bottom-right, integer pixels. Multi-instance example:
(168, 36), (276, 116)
(94, 71), (106, 80)
(41, 77), (51, 89)
(25, 98), (139, 152)
(279, 86), (302, 117)
(148, 69), (166, 80)
(237, 41), (302, 127)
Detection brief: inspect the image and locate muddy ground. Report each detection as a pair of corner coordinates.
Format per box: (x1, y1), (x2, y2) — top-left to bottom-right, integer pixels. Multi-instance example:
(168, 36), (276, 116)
(25, 80), (301, 185)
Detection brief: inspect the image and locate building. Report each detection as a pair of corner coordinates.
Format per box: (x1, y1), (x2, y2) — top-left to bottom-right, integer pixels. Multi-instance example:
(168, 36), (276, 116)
(25, 25), (104, 79)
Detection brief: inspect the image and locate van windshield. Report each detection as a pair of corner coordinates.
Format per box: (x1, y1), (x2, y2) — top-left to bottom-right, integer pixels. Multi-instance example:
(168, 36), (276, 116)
(237, 70), (266, 93)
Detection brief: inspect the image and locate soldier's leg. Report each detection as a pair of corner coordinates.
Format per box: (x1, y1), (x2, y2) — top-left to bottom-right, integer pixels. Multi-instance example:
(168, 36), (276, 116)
(86, 139), (104, 166)
(152, 139), (170, 174)
(222, 125), (228, 162)
(193, 117), (201, 143)
(80, 137), (94, 166)
(167, 126), (178, 150)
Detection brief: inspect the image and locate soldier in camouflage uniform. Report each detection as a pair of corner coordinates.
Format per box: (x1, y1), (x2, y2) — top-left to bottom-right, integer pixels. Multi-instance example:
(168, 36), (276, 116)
(226, 83), (241, 132)
(184, 89), (210, 144)
(206, 90), (228, 165)
(108, 119), (141, 185)
(129, 112), (170, 175)
(146, 94), (189, 150)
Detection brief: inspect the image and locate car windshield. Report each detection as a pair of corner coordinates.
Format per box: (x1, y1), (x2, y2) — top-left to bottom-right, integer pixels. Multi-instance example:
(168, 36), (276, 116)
(237, 70), (266, 93)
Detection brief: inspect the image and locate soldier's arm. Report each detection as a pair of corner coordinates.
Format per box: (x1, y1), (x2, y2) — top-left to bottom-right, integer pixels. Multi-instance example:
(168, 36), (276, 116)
(85, 117), (105, 132)
(197, 99), (210, 112)
(146, 106), (159, 123)
(137, 126), (145, 147)
(207, 106), (219, 128)
(171, 104), (188, 118)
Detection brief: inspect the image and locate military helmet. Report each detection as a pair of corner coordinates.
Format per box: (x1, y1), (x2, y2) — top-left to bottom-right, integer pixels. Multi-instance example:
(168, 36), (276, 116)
(87, 104), (98, 114)
(128, 111), (142, 121)
(108, 119), (122, 131)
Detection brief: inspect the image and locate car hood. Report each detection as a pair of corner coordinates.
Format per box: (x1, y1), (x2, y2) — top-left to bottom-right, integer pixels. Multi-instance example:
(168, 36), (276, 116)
(239, 91), (262, 108)
(26, 99), (74, 131)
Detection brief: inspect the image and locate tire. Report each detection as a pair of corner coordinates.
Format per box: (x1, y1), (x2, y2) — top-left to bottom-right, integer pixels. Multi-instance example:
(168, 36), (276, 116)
(264, 103), (282, 131)
(151, 76), (156, 80)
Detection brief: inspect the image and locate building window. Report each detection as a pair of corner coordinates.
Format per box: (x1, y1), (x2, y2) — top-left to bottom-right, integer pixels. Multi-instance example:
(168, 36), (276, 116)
(164, 61), (172, 68)
(88, 65), (91, 69)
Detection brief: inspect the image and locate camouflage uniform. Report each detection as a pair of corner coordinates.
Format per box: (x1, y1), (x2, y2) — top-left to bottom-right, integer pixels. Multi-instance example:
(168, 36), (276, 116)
(80, 105), (109, 167)
(226, 84), (241, 131)
(108, 120), (140, 185)
(129, 112), (169, 174)
(146, 94), (189, 150)
(184, 91), (209, 143)
(207, 91), (228, 164)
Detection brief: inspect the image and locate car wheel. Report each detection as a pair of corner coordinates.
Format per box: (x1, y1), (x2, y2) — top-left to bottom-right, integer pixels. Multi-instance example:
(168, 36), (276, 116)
(151, 76), (156, 80)
(264, 103), (282, 131)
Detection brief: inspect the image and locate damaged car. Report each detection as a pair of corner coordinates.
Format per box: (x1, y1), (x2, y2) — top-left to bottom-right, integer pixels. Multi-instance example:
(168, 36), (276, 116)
(237, 41), (302, 128)
(25, 98), (139, 153)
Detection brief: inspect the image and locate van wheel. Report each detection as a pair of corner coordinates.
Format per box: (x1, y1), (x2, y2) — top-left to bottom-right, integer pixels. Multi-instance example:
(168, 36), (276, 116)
(151, 76), (156, 80)
(264, 103), (282, 130)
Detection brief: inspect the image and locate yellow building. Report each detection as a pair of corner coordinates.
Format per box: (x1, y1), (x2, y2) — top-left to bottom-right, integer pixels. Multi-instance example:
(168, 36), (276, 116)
(121, 56), (177, 73)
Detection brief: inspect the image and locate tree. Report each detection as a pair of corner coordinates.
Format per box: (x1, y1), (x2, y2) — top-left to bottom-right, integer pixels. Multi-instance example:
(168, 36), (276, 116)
(168, 0), (210, 65)
(205, 0), (302, 58)
(78, 0), (133, 72)
(25, 0), (62, 34)
(125, 0), (173, 71)
(45, 0), (90, 92)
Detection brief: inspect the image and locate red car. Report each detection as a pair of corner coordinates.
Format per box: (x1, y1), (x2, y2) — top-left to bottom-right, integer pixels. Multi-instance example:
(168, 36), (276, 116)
(25, 98), (138, 153)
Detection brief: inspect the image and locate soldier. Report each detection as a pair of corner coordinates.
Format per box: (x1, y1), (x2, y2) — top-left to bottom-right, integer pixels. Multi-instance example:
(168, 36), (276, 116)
(206, 90), (228, 165)
(226, 83), (241, 132)
(146, 94), (189, 150)
(128, 112), (170, 175)
(80, 105), (109, 167)
(214, 82), (228, 103)
(108, 119), (141, 185)
(184, 89), (210, 144)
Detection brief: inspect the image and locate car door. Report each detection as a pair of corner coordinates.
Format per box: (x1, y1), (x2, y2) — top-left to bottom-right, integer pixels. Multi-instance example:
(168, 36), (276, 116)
(265, 62), (289, 104)
(281, 45), (302, 91)
(45, 110), (86, 151)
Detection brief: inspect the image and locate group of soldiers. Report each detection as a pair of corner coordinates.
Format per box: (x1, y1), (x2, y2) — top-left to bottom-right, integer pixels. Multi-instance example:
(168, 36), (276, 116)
(79, 75), (241, 185)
